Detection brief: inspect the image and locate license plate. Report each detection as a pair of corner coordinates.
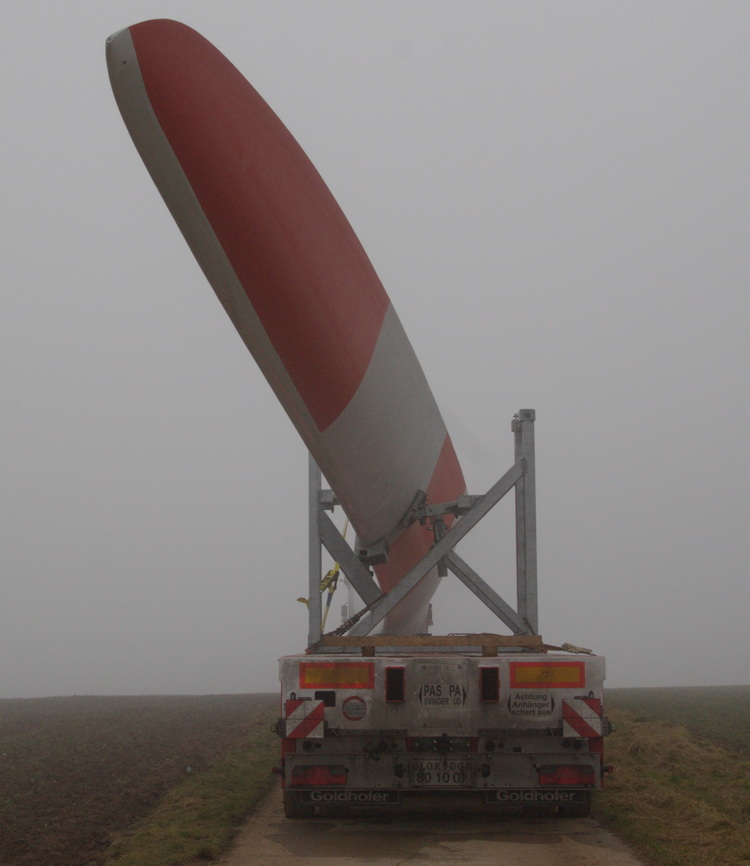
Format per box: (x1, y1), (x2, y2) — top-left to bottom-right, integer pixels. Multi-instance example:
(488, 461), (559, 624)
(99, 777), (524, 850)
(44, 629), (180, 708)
(409, 759), (469, 786)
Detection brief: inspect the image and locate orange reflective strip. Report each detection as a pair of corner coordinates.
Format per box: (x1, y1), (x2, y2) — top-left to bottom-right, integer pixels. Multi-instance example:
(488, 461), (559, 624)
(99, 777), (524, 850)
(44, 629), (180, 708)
(299, 662), (374, 689)
(510, 661), (585, 689)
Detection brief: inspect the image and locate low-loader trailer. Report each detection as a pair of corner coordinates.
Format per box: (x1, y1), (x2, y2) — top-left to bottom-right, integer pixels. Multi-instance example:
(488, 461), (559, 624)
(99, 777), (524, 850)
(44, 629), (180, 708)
(277, 411), (612, 817)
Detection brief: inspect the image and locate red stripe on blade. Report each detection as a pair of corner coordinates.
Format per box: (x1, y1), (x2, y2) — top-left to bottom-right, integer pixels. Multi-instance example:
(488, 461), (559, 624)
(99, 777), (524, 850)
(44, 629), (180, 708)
(128, 20), (389, 431)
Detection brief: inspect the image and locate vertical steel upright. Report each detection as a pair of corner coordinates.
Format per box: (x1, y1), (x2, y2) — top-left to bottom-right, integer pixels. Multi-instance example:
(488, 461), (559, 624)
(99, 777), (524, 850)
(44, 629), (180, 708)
(513, 409), (538, 634)
(308, 452), (323, 647)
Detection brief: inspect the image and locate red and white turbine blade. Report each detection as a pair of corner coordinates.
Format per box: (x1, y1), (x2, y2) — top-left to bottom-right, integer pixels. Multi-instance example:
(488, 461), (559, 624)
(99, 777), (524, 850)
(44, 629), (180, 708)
(107, 20), (465, 632)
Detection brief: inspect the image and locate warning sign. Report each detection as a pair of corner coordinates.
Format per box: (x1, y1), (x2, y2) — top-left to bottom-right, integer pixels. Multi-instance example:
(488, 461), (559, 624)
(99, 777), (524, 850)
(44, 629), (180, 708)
(508, 691), (555, 718)
(285, 699), (325, 738)
(418, 683), (467, 707)
(562, 698), (602, 737)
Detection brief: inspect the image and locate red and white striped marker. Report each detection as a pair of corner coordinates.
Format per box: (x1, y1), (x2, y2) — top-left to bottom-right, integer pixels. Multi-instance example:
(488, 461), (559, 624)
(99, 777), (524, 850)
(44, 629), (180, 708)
(285, 700), (325, 739)
(562, 698), (603, 738)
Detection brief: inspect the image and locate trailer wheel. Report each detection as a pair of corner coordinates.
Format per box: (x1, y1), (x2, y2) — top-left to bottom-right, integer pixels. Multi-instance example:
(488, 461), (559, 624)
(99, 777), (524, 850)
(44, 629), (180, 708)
(283, 791), (316, 819)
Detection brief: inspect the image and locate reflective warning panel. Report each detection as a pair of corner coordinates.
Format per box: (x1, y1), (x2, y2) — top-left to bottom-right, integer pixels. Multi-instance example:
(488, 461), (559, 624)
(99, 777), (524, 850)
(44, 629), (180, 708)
(285, 699), (325, 738)
(510, 661), (585, 689)
(562, 698), (603, 738)
(299, 662), (375, 689)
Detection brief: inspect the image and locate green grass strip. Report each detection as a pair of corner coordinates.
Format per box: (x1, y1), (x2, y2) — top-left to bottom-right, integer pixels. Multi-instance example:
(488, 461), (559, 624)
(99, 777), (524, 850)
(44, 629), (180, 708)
(593, 709), (750, 866)
(104, 704), (278, 866)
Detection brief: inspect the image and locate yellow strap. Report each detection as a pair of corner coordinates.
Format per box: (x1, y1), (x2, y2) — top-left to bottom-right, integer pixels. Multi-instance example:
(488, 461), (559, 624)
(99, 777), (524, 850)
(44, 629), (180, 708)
(320, 519), (348, 628)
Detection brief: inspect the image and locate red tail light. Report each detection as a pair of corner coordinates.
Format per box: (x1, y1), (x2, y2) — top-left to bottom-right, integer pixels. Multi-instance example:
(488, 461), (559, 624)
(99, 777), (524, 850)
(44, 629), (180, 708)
(538, 764), (595, 786)
(290, 765), (348, 786)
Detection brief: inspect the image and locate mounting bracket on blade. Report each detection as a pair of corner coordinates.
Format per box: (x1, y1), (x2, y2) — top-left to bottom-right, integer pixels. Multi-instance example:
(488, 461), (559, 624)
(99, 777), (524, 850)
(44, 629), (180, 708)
(306, 409), (538, 650)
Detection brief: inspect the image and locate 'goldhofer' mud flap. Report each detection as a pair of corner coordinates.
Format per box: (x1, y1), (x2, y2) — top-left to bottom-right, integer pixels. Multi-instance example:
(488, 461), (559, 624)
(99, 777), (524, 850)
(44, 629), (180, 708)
(298, 790), (401, 806)
(487, 789), (590, 805)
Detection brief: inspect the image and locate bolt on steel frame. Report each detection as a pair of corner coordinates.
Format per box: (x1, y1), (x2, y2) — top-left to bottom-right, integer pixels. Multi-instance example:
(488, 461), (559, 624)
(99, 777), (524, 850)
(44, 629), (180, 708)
(307, 409), (538, 649)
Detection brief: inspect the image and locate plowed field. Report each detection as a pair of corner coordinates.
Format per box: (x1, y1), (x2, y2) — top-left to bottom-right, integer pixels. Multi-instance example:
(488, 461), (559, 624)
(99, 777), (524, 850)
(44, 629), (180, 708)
(0, 694), (275, 866)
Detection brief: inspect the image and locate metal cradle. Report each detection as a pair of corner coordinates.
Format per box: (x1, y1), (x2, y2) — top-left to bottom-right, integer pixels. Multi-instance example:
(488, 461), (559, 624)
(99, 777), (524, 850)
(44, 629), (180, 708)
(306, 409), (538, 650)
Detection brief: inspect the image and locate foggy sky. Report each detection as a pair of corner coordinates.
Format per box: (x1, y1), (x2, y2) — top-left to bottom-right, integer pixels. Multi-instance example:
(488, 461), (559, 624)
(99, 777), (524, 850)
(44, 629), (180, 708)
(3, 2), (749, 697)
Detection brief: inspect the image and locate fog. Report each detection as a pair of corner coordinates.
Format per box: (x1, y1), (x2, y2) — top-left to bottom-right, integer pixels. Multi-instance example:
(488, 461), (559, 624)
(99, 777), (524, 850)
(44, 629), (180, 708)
(3, 3), (749, 697)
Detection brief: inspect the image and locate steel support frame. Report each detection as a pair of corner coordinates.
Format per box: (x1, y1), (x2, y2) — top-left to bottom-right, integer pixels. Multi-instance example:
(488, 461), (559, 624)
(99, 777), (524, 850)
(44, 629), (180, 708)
(307, 409), (538, 648)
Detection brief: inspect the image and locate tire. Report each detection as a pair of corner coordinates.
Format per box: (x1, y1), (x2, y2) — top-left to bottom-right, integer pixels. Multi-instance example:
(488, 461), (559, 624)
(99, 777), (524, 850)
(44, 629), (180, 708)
(283, 791), (316, 819)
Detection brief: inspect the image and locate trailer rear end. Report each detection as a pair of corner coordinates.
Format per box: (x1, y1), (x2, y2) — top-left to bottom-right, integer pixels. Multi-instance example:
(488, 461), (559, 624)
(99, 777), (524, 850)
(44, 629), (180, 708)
(277, 638), (610, 817)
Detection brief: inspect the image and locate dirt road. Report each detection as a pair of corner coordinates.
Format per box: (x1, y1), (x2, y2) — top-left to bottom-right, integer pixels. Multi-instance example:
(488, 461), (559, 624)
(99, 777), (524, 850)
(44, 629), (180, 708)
(218, 787), (645, 866)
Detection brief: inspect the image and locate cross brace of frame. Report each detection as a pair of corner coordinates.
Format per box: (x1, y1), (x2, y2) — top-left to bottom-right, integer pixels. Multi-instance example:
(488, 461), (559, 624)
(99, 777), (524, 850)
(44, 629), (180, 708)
(306, 409), (538, 650)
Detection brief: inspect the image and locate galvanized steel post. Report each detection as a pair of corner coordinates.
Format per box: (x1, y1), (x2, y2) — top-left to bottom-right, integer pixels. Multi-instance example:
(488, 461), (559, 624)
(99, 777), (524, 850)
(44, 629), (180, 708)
(513, 409), (538, 634)
(308, 454), (323, 647)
